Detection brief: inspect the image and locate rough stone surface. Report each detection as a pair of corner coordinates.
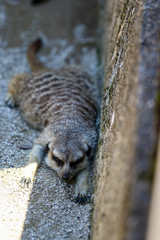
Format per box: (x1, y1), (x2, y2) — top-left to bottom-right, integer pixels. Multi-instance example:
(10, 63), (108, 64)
(91, 0), (160, 240)
(0, 0), (99, 239)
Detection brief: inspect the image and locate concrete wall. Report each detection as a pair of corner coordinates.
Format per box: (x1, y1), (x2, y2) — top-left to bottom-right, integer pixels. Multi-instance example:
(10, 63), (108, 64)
(91, 0), (160, 239)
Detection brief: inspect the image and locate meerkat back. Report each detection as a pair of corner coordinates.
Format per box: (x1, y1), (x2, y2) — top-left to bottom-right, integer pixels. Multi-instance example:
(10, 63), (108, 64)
(6, 39), (98, 204)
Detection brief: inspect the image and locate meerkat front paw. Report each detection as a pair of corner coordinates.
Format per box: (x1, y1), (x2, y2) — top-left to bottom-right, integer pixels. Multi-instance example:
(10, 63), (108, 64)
(75, 168), (89, 204)
(75, 184), (88, 204)
(5, 92), (16, 108)
(20, 145), (45, 188)
(20, 162), (38, 188)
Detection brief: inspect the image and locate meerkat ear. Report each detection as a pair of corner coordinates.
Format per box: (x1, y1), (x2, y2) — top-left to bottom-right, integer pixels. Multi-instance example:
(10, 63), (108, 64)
(80, 134), (92, 157)
(86, 146), (91, 157)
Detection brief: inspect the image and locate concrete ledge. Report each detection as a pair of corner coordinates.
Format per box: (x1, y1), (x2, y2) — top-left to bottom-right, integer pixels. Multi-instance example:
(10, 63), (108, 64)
(91, 0), (160, 239)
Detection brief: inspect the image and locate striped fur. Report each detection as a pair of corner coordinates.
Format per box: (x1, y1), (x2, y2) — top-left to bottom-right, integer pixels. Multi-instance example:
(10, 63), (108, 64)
(13, 67), (98, 130)
(6, 39), (98, 203)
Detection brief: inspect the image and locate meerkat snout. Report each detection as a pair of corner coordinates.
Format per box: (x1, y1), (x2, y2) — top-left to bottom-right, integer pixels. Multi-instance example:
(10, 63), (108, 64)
(45, 131), (90, 183)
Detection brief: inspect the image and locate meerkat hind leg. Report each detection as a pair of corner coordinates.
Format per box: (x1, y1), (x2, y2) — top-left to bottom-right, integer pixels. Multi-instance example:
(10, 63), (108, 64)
(5, 92), (17, 108)
(5, 73), (27, 108)
(75, 166), (90, 204)
(20, 144), (45, 187)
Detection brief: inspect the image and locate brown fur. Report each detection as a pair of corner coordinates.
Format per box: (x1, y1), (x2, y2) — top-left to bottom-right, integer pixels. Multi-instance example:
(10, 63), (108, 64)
(6, 39), (98, 204)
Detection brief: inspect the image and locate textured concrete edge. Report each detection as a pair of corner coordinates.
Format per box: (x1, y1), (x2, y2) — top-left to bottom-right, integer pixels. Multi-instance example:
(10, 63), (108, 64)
(126, 1), (160, 239)
(91, 0), (144, 239)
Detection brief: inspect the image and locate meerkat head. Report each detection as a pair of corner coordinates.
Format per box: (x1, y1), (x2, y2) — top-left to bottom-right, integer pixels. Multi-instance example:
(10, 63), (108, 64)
(44, 130), (94, 181)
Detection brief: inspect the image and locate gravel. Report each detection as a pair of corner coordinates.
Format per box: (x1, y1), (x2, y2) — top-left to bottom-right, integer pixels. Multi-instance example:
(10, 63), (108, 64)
(0, 0), (99, 239)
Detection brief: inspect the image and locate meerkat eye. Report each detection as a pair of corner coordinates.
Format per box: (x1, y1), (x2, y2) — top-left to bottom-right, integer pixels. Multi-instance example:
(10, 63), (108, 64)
(52, 154), (64, 166)
(70, 157), (84, 168)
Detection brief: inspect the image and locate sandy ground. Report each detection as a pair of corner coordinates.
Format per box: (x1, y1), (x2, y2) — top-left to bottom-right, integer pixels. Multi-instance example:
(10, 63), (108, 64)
(0, 0), (99, 239)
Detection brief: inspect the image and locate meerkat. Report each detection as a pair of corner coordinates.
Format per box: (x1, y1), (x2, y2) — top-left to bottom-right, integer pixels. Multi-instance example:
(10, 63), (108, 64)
(5, 39), (98, 204)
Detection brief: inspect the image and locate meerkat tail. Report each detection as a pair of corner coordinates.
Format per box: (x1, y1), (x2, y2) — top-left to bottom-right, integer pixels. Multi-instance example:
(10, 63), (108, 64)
(27, 38), (46, 72)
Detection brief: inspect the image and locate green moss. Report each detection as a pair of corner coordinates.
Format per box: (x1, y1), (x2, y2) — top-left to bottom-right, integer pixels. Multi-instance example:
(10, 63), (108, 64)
(98, 138), (103, 147)
(100, 81), (114, 135)
(118, 0), (131, 35)
(100, 124), (105, 135)
(108, 82), (114, 102)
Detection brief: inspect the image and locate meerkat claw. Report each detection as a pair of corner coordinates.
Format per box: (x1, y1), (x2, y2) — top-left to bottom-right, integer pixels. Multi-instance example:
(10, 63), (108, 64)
(20, 177), (31, 188)
(5, 93), (16, 108)
(5, 100), (14, 108)
(75, 196), (79, 203)
(75, 195), (86, 204)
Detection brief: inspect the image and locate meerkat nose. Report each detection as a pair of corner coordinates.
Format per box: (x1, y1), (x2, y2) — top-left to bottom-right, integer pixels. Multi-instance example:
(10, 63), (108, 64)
(62, 173), (69, 181)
